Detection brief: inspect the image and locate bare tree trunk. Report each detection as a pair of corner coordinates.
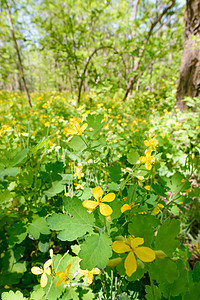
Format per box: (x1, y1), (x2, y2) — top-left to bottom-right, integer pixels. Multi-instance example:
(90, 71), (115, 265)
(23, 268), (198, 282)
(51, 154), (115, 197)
(123, 0), (176, 101)
(132, 0), (139, 38)
(5, 0), (32, 109)
(175, 0), (200, 111)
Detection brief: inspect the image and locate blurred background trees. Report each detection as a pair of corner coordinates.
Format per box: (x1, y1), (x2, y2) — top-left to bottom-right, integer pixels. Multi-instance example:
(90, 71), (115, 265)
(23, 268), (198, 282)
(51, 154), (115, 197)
(2, 0), (197, 108)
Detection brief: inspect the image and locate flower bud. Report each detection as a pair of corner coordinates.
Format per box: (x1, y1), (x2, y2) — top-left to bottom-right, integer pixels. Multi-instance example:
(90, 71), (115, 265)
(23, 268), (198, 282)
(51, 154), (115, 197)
(154, 250), (167, 259)
(107, 257), (122, 268)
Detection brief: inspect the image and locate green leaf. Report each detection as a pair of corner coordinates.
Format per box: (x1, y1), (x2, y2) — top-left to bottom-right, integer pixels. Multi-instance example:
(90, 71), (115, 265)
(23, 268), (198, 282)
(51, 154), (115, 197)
(86, 114), (104, 137)
(68, 136), (86, 151)
(7, 222), (27, 247)
(47, 197), (95, 241)
(192, 261), (200, 283)
(164, 173), (189, 194)
(11, 149), (29, 166)
(61, 174), (73, 184)
(108, 182), (120, 191)
(44, 181), (64, 197)
(152, 183), (167, 197)
(108, 163), (122, 182)
(0, 167), (20, 177)
(108, 199), (122, 220)
(28, 217), (51, 239)
(2, 290), (27, 300)
(30, 137), (49, 154)
(128, 215), (159, 246)
(149, 258), (179, 285)
(79, 233), (112, 270)
(145, 285), (161, 300)
(183, 283), (200, 300)
(127, 149), (140, 165)
(60, 288), (79, 300)
(155, 219), (180, 256)
(30, 287), (45, 300)
(82, 290), (95, 300)
(159, 260), (188, 298)
(12, 261), (26, 273)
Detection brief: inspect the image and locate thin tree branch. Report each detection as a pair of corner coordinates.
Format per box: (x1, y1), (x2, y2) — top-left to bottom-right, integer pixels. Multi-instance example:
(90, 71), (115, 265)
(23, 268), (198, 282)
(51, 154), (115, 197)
(123, 0), (176, 101)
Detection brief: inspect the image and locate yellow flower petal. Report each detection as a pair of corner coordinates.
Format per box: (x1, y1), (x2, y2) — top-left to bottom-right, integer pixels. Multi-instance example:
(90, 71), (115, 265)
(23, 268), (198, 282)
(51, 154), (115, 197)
(56, 270), (64, 278)
(99, 203), (113, 216)
(91, 268), (101, 275)
(93, 186), (103, 200)
(43, 259), (52, 271)
(134, 246), (156, 262)
(144, 140), (150, 147)
(145, 161), (152, 170)
(65, 264), (71, 273)
(65, 128), (77, 135)
(31, 267), (43, 275)
(125, 251), (137, 276)
(139, 156), (146, 163)
(86, 273), (94, 284)
(45, 267), (51, 275)
(131, 237), (144, 249)
(102, 193), (115, 202)
(80, 123), (88, 132)
(72, 121), (80, 131)
(112, 241), (131, 253)
(55, 278), (63, 287)
(82, 200), (99, 210)
(40, 272), (48, 288)
(121, 204), (131, 213)
(154, 206), (160, 215)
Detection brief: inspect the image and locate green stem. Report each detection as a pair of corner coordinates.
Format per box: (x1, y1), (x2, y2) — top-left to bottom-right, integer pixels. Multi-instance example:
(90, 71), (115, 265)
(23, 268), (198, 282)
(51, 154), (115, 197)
(110, 270), (113, 300)
(150, 276), (156, 300)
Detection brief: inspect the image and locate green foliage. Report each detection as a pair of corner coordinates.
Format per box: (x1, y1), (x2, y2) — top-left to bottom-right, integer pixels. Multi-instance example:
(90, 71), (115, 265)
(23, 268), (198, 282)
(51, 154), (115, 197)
(79, 233), (112, 270)
(2, 290), (27, 300)
(0, 90), (199, 299)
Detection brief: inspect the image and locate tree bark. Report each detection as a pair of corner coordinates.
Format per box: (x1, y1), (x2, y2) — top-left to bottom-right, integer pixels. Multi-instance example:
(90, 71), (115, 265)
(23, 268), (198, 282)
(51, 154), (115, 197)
(5, 0), (32, 109)
(176, 0), (200, 111)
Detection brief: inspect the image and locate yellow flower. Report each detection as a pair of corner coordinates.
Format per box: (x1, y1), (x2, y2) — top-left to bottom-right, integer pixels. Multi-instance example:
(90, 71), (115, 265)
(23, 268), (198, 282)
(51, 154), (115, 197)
(82, 186), (115, 217)
(121, 202), (135, 213)
(74, 183), (84, 190)
(75, 164), (84, 179)
(144, 137), (158, 150)
(139, 149), (155, 170)
(154, 203), (164, 215)
(144, 185), (150, 191)
(79, 268), (100, 284)
(64, 120), (88, 136)
(31, 259), (52, 287)
(55, 264), (71, 287)
(112, 236), (155, 277)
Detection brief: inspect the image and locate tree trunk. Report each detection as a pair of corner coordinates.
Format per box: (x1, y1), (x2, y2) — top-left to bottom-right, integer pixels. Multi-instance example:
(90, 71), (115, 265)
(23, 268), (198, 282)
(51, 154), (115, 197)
(5, 0), (32, 109)
(176, 0), (200, 111)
